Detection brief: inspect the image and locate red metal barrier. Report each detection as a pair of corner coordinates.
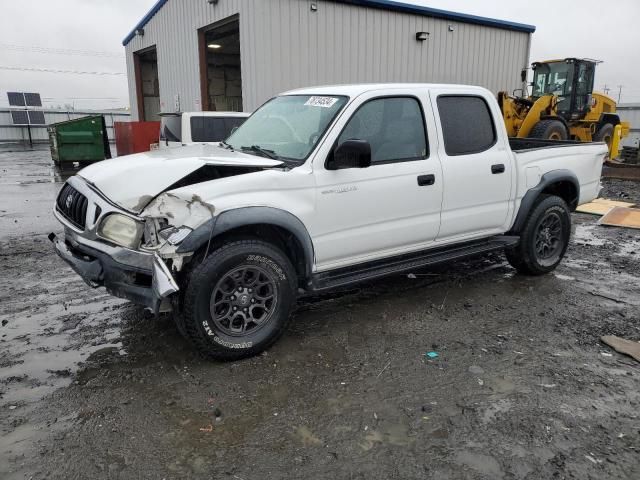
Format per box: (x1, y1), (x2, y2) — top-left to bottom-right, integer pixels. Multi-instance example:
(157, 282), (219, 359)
(114, 121), (160, 157)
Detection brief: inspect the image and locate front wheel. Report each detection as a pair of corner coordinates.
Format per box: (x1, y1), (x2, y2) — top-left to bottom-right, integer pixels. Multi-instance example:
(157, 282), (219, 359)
(182, 239), (297, 360)
(506, 195), (571, 275)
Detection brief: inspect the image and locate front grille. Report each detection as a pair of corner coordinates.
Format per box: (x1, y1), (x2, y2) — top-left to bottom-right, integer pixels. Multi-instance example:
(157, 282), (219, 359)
(56, 183), (88, 229)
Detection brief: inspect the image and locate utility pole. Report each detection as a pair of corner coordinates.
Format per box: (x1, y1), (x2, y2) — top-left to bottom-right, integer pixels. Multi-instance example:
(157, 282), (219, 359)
(603, 84), (610, 96)
(617, 85), (623, 104)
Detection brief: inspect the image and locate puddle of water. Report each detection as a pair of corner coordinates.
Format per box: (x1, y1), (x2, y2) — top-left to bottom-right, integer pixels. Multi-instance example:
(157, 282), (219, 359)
(294, 426), (323, 446)
(0, 412), (74, 474)
(573, 224), (607, 247)
(481, 399), (513, 424)
(616, 240), (640, 256)
(554, 273), (575, 281)
(573, 223), (640, 258)
(455, 451), (504, 477)
(360, 423), (413, 451)
(0, 295), (128, 406)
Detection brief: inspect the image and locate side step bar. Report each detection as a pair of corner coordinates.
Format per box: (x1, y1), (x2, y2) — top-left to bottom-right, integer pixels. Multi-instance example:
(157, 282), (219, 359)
(309, 235), (519, 292)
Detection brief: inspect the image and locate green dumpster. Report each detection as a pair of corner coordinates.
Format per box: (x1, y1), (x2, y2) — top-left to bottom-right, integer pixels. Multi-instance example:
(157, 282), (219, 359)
(48, 115), (112, 167)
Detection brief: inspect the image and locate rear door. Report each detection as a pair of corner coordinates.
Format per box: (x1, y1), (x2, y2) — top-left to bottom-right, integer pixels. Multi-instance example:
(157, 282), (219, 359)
(429, 88), (514, 241)
(311, 89), (444, 271)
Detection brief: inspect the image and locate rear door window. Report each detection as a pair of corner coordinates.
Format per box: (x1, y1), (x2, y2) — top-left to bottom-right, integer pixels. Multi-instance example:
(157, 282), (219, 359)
(190, 116), (247, 142)
(436, 96), (496, 156)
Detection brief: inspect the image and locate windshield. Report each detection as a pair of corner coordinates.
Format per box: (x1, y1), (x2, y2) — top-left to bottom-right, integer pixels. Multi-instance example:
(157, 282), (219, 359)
(225, 95), (349, 161)
(532, 62), (574, 98)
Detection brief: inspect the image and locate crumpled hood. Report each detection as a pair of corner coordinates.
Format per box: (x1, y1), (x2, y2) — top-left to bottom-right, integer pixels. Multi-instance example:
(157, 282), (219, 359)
(78, 144), (283, 213)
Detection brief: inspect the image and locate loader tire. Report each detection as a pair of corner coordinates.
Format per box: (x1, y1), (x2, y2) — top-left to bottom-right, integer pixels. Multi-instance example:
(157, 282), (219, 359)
(529, 120), (568, 141)
(593, 123), (614, 147)
(505, 194), (571, 275)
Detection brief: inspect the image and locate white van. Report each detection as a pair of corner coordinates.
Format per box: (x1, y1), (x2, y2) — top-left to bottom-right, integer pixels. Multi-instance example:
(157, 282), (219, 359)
(158, 111), (250, 149)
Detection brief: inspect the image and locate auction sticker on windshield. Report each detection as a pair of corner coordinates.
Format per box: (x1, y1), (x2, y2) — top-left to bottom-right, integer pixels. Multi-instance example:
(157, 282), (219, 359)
(304, 96), (339, 108)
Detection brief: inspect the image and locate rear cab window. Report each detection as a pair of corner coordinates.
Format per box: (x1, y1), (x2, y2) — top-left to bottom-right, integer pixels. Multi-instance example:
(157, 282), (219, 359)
(436, 96), (496, 155)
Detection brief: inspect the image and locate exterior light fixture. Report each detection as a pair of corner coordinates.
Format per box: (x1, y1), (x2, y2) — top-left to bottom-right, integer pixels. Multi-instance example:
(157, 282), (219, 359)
(310, 3), (318, 11)
(135, 28), (144, 37)
(448, 24), (455, 32)
(415, 31), (429, 41)
(208, 0), (219, 4)
(208, 44), (222, 49)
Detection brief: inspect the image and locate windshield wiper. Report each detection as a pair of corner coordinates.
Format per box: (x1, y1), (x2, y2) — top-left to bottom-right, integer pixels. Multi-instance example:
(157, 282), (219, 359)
(219, 141), (233, 150)
(240, 145), (278, 160)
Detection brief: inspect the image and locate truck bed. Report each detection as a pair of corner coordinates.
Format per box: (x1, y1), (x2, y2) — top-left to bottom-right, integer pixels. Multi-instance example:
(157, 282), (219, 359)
(509, 137), (586, 152)
(510, 139), (607, 207)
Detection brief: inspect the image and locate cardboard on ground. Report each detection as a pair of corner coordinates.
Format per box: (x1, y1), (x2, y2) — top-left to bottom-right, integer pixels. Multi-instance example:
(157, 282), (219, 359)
(598, 206), (640, 229)
(576, 198), (635, 216)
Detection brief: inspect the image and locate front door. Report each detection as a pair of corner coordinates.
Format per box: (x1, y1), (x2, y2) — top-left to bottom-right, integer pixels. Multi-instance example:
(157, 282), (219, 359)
(311, 91), (443, 271)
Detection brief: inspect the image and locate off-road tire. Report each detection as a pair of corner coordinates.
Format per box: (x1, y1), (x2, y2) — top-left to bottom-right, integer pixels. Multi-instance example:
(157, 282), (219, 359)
(528, 120), (568, 141)
(173, 313), (189, 340)
(182, 239), (297, 361)
(593, 123), (614, 147)
(506, 194), (571, 275)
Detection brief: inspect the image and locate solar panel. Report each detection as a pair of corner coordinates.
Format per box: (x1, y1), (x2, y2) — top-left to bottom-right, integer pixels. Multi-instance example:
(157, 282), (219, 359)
(27, 110), (46, 125)
(7, 92), (26, 107)
(10, 110), (29, 125)
(24, 93), (42, 107)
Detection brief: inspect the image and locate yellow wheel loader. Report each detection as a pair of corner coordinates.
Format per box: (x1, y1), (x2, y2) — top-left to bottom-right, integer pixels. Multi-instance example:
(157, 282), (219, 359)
(498, 58), (629, 158)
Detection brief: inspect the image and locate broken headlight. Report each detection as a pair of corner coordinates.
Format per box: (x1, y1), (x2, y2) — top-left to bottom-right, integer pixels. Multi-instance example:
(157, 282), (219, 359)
(98, 214), (144, 249)
(158, 226), (193, 246)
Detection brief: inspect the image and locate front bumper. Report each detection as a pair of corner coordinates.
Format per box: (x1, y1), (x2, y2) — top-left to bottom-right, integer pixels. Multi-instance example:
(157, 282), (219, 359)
(49, 231), (178, 313)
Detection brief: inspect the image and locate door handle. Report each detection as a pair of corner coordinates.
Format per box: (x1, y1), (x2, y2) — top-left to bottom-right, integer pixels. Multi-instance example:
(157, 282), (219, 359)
(417, 174), (435, 186)
(491, 164), (505, 174)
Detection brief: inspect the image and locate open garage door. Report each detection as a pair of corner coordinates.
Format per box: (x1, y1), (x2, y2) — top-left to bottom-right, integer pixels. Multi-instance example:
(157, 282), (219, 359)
(134, 47), (160, 121)
(199, 16), (242, 112)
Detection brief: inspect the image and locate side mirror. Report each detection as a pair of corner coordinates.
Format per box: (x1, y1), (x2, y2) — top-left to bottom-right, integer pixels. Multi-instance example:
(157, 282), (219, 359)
(520, 69), (527, 82)
(327, 139), (371, 170)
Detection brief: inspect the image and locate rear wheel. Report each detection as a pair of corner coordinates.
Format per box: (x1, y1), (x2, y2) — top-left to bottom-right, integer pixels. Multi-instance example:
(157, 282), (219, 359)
(528, 119), (568, 141)
(506, 195), (571, 275)
(182, 239), (297, 360)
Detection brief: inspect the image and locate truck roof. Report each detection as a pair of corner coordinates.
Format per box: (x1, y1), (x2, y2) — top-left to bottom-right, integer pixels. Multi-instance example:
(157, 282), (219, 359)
(283, 83), (492, 97)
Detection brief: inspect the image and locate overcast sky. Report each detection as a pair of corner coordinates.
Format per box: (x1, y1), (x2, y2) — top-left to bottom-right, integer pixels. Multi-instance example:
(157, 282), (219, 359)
(1, 0), (638, 109)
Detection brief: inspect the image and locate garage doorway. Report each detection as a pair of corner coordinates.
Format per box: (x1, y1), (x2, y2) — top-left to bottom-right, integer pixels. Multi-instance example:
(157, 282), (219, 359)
(199, 16), (242, 112)
(134, 46), (160, 121)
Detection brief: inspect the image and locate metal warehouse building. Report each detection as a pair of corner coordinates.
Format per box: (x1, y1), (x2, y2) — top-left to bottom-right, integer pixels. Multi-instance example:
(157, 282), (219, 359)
(123, 0), (535, 121)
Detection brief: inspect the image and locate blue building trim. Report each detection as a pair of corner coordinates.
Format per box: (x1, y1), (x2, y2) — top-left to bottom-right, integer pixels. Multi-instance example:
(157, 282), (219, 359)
(122, 0), (168, 46)
(122, 0), (535, 47)
(335, 0), (536, 33)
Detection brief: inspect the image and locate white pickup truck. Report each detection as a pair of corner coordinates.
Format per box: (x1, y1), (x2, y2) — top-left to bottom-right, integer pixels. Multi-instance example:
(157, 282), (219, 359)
(50, 83), (606, 360)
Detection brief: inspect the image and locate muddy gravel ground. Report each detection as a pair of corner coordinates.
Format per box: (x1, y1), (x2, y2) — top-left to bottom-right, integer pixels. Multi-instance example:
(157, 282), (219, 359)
(1, 146), (639, 480)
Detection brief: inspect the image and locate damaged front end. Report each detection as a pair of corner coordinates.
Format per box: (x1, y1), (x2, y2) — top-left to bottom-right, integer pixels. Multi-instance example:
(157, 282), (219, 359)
(50, 176), (216, 314)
